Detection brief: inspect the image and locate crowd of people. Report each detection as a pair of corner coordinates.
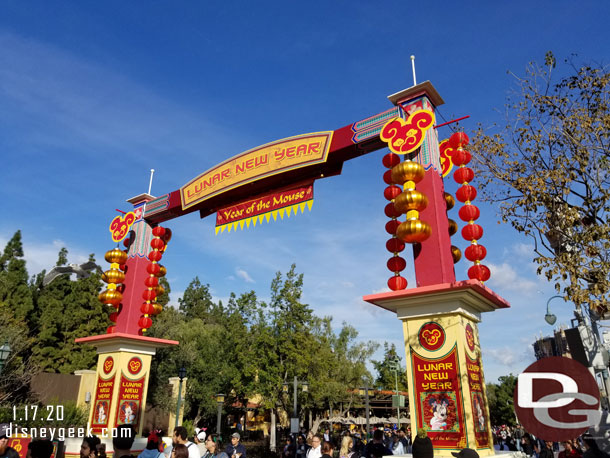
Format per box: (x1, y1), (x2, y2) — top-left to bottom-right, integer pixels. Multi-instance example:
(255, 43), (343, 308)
(491, 425), (608, 458)
(0, 421), (607, 458)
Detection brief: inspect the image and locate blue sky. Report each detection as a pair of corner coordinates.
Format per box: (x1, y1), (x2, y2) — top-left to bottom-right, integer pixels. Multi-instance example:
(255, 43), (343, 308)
(1, 1), (609, 383)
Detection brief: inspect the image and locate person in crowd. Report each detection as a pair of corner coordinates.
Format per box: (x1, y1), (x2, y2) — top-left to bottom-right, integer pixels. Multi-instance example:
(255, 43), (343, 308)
(391, 435), (404, 456)
(194, 428), (207, 458)
(306, 435), (322, 458)
(172, 445), (189, 458)
(296, 435), (309, 458)
(172, 426), (199, 458)
(139, 430), (165, 458)
(321, 442), (335, 458)
(365, 429), (393, 458)
(204, 435), (228, 458)
(520, 434), (534, 457)
(581, 433), (610, 458)
(27, 440), (54, 458)
(282, 436), (295, 458)
(0, 423), (18, 458)
(225, 432), (246, 458)
(411, 428), (432, 458)
(451, 448), (480, 458)
(81, 436), (101, 458)
(536, 441), (555, 458)
(113, 425), (136, 458)
(339, 435), (358, 458)
(559, 440), (583, 458)
(397, 428), (409, 453)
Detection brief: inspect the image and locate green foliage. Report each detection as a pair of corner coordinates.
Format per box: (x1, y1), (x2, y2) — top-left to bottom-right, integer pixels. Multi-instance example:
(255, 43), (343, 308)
(486, 374), (517, 426)
(372, 343), (407, 391)
(0, 231), (34, 320)
(472, 54), (610, 316)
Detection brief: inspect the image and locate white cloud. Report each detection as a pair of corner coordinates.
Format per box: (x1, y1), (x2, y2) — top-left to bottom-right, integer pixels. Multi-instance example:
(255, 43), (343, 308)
(236, 268), (255, 283)
(486, 262), (538, 293)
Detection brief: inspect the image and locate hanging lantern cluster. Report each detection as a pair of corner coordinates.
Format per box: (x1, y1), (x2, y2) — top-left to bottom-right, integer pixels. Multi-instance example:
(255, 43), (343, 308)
(383, 152), (408, 291)
(392, 156), (431, 246)
(450, 132), (490, 282)
(444, 192), (461, 263)
(140, 226), (172, 334)
(99, 247), (128, 334)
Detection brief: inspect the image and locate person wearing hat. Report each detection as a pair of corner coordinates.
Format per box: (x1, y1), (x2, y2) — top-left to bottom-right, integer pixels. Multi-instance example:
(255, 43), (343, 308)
(225, 433), (246, 458)
(0, 424), (19, 458)
(194, 428), (207, 458)
(138, 430), (165, 458)
(452, 448), (480, 458)
(412, 428), (433, 458)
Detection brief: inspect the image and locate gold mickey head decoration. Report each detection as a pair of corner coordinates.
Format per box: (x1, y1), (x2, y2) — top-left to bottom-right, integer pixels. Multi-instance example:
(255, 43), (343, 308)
(129, 359), (141, 373)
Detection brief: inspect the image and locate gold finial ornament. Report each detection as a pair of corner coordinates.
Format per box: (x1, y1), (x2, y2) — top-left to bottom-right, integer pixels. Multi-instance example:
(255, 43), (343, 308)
(397, 220), (431, 243)
(394, 190), (429, 214)
(391, 161), (425, 185)
(104, 248), (127, 265)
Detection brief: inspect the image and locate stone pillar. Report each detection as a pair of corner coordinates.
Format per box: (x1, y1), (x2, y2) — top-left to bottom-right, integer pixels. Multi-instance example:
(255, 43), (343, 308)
(168, 376), (188, 428)
(364, 280), (509, 457)
(76, 333), (178, 437)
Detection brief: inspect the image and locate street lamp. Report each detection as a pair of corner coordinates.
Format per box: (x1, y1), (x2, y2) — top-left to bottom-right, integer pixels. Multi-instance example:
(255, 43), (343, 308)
(358, 384), (374, 441)
(0, 340), (11, 374)
(283, 377), (308, 434)
(216, 393), (225, 435)
(545, 295), (563, 325)
(388, 356), (403, 429)
(175, 367), (187, 428)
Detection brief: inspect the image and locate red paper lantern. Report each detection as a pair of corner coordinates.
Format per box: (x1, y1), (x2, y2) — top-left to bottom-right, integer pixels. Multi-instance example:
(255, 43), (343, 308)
(453, 167), (474, 184)
(458, 205), (480, 222)
(142, 289), (157, 301)
(109, 312), (118, 323)
(387, 275), (407, 291)
(150, 238), (165, 250)
(147, 263), (161, 275)
(468, 264), (491, 282)
(148, 250), (163, 262)
(450, 131), (470, 149)
(138, 316), (153, 329)
(123, 237), (131, 248)
(385, 219), (401, 235)
(162, 228), (172, 244)
(462, 224), (484, 241)
(152, 226), (166, 237)
(384, 203), (402, 218)
(465, 244), (487, 262)
(383, 170), (394, 185)
(106, 325), (116, 334)
(387, 256), (406, 272)
(456, 185), (477, 203)
(384, 185), (402, 201)
(451, 149), (472, 166)
(145, 276), (159, 287)
(386, 238), (406, 253)
(140, 302), (155, 315)
(382, 153), (400, 168)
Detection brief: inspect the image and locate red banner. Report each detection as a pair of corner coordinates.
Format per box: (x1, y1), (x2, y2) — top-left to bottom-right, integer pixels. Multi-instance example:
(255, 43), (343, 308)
(215, 185), (313, 232)
(115, 374), (145, 430)
(467, 354), (490, 448)
(412, 346), (467, 450)
(91, 375), (115, 433)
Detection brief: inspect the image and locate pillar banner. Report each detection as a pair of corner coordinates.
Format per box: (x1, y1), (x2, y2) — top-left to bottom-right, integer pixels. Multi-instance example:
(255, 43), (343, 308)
(91, 376), (115, 433)
(466, 353), (490, 448)
(115, 374), (145, 430)
(411, 345), (467, 450)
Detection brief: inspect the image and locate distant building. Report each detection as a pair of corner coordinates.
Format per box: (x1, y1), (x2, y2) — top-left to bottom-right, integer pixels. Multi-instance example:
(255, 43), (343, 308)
(532, 328), (571, 360)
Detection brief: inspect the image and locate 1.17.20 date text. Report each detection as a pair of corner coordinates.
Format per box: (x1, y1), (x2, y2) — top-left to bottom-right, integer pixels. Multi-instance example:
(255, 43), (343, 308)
(13, 405), (64, 422)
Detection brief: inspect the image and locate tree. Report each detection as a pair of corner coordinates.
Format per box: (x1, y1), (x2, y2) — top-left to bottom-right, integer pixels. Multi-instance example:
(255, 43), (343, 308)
(0, 231), (34, 320)
(486, 374), (517, 426)
(372, 342), (408, 392)
(471, 53), (610, 316)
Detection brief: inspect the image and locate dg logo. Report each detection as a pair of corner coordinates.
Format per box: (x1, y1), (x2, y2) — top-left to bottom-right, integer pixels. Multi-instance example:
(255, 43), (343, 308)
(514, 356), (601, 441)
